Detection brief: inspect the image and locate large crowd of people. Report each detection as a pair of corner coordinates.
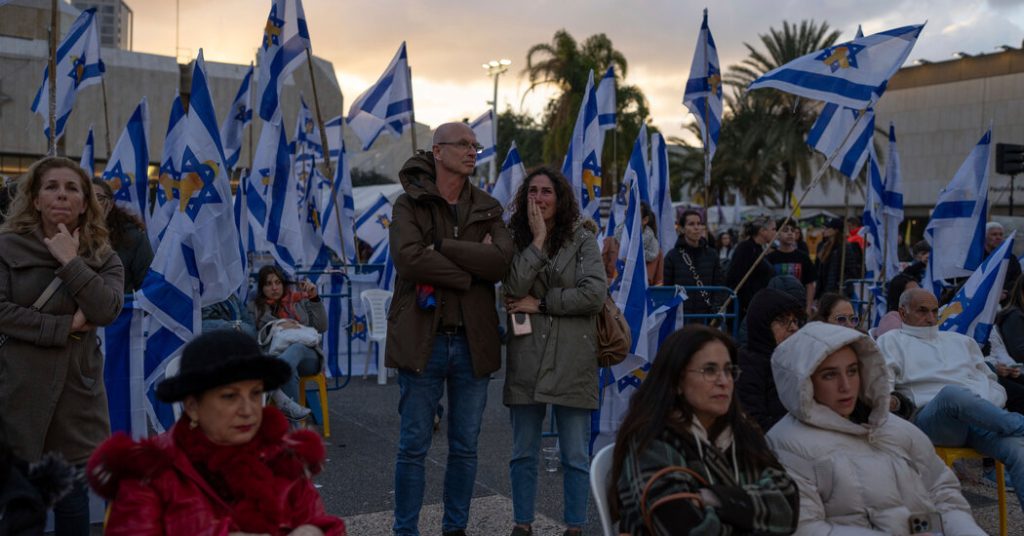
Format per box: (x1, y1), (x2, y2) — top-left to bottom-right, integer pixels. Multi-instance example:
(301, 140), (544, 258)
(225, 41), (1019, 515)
(2, 126), (1022, 535)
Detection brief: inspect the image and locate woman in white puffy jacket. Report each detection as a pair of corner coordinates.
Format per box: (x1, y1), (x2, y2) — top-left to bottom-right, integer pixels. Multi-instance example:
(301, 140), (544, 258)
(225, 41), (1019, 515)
(767, 321), (985, 535)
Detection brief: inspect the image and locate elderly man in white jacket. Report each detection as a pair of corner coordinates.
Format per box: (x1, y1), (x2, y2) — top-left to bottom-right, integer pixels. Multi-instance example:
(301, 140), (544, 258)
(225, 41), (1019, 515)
(877, 287), (1024, 511)
(769, 322), (984, 535)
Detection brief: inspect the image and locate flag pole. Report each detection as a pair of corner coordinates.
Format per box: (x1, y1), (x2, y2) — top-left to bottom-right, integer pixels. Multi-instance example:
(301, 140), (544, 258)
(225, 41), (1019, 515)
(714, 105), (873, 321)
(101, 79), (113, 158)
(47, 0), (58, 156)
(406, 62), (418, 154)
(839, 179), (851, 291)
(304, 49), (349, 269)
(701, 21), (711, 213)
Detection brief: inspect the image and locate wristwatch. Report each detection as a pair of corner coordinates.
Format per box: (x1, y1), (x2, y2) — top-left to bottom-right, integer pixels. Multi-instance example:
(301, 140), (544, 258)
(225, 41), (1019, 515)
(539, 298), (548, 314)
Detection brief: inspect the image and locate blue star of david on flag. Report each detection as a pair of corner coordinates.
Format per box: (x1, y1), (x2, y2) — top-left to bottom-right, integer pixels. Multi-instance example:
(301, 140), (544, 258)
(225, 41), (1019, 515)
(351, 314), (368, 341)
(103, 161), (133, 202)
(816, 42), (866, 72)
(179, 148), (223, 221)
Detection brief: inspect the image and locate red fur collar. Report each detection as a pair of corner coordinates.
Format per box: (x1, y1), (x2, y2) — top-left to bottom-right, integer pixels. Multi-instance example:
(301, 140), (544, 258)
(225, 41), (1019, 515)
(88, 406), (326, 533)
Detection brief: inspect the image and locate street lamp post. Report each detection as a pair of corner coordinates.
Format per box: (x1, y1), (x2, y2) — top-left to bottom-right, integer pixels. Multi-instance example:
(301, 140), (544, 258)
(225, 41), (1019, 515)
(482, 59), (511, 184)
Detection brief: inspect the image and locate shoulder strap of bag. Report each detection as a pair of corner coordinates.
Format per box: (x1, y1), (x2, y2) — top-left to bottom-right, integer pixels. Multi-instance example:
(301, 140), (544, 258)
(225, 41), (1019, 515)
(257, 318), (287, 346)
(0, 277), (63, 350)
(640, 466), (709, 533)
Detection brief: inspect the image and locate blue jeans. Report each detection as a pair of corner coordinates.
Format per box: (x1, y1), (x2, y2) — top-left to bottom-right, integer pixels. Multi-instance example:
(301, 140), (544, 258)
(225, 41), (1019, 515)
(913, 385), (1024, 509)
(393, 334), (490, 536)
(278, 343), (319, 401)
(509, 404), (591, 528)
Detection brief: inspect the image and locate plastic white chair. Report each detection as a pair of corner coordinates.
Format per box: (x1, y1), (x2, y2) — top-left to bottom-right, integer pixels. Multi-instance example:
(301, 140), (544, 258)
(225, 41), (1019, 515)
(164, 355), (183, 420)
(361, 288), (392, 385)
(590, 443), (616, 536)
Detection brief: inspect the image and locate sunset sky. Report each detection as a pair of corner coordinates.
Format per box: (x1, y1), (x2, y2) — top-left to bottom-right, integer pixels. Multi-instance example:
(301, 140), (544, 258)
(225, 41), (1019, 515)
(127, 0), (1024, 144)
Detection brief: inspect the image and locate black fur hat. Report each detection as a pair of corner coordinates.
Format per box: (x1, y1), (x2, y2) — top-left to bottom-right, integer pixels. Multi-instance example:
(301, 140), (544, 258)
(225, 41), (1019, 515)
(155, 329), (290, 402)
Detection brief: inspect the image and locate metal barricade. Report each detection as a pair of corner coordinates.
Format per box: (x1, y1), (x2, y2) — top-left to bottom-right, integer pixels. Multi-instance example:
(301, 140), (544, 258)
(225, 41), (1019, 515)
(647, 285), (741, 339)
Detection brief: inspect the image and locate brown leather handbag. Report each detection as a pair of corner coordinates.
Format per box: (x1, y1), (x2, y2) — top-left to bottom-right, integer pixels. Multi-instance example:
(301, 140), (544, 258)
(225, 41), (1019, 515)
(596, 296), (631, 367)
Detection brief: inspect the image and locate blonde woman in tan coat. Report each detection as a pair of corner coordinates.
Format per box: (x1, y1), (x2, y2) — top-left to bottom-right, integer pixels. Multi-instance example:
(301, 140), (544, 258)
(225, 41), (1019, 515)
(0, 157), (124, 533)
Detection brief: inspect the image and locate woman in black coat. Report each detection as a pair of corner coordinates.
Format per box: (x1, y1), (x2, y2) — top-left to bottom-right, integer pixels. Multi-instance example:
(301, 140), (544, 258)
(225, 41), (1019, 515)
(663, 210), (722, 316)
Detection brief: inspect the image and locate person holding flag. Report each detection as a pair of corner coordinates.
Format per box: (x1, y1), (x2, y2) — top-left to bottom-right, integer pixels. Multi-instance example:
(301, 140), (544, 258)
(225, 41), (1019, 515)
(387, 122), (514, 536)
(503, 167), (605, 536)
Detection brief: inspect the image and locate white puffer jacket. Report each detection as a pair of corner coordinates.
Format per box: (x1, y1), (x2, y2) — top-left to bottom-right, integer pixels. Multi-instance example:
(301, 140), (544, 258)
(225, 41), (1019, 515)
(766, 322), (984, 536)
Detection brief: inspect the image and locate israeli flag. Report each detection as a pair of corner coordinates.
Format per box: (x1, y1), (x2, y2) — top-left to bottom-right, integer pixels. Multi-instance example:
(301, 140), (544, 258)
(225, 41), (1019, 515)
(749, 24), (924, 109)
(355, 193), (393, 250)
(102, 98), (149, 219)
(470, 109), (497, 165)
(596, 66), (617, 131)
(80, 126), (95, 176)
(149, 95), (187, 251)
(99, 298), (146, 438)
(940, 232), (1016, 345)
(31, 7), (104, 142)
(605, 179), (628, 243)
(882, 122), (905, 275)
(683, 8), (723, 161)
(807, 105), (874, 179)
(862, 147), (886, 282)
(220, 64), (253, 172)
(623, 128), (651, 206)
(562, 69), (603, 225)
(491, 141), (526, 222)
(347, 42), (414, 150)
(292, 96), (327, 267)
(319, 115), (357, 264)
(262, 118), (303, 274)
(256, 0), (310, 122)
(138, 51), (244, 430)
(651, 132), (676, 255)
(613, 180), (651, 362)
(926, 129), (991, 282)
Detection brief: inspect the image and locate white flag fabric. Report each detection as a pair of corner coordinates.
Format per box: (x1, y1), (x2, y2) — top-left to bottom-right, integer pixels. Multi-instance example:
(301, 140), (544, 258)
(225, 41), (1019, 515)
(262, 118), (304, 274)
(355, 193), (393, 250)
(347, 42), (414, 150)
(862, 147), (886, 283)
(683, 8), (723, 160)
(562, 70), (603, 225)
(748, 24), (924, 109)
(596, 66), (617, 132)
(256, 0), (310, 122)
(220, 64), (253, 171)
(926, 129), (991, 283)
(150, 95), (187, 251)
(31, 7), (104, 142)
(293, 97), (327, 269)
(807, 104), (874, 179)
(80, 126), (95, 175)
(613, 180), (651, 361)
(651, 133), (675, 255)
(319, 115), (357, 264)
(491, 141), (526, 222)
(940, 232), (1016, 345)
(102, 98), (149, 219)
(470, 109), (497, 165)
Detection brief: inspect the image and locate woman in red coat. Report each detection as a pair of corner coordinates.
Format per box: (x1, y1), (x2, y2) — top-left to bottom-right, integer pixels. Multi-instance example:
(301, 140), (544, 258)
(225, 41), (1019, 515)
(87, 330), (345, 535)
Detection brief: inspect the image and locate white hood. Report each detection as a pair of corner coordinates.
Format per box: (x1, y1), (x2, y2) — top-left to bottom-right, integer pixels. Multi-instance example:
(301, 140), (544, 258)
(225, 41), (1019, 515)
(771, 322), (891, 436)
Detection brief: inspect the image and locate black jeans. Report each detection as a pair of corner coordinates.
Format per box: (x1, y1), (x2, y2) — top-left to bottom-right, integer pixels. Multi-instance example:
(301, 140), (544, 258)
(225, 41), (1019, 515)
(52, 464), (89, 536)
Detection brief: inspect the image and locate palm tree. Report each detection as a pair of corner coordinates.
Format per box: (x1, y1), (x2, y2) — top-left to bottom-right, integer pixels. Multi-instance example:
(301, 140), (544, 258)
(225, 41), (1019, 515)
(726, 20), (845, 206)
(522, 30), (650, 189)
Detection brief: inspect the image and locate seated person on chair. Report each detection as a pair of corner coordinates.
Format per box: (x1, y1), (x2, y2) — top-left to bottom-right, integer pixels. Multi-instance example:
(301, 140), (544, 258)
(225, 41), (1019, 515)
(768, 322), (984, 535)
(249, 264), (326, 421)
(877, 287), (1024, 511)
(610, 325), (798, 535)
(88, 330), (345, 535)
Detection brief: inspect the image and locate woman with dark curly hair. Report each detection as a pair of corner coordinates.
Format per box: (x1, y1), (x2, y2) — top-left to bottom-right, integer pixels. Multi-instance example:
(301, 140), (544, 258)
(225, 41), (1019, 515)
(504, 167), (606, 536)
(92, 178), (153, 293)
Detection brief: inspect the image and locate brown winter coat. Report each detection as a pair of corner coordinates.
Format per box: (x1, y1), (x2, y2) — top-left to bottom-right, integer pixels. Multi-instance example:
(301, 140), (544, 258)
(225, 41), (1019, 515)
(0, 228), (124, 464)
(385, 152), (514, 377)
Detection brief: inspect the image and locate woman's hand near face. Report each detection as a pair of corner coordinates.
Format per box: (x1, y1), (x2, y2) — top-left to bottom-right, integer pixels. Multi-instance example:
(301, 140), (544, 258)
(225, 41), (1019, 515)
(43, 223), (80, 265)
(527, 198), (547, 250)
(300, 279), (318, 300)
